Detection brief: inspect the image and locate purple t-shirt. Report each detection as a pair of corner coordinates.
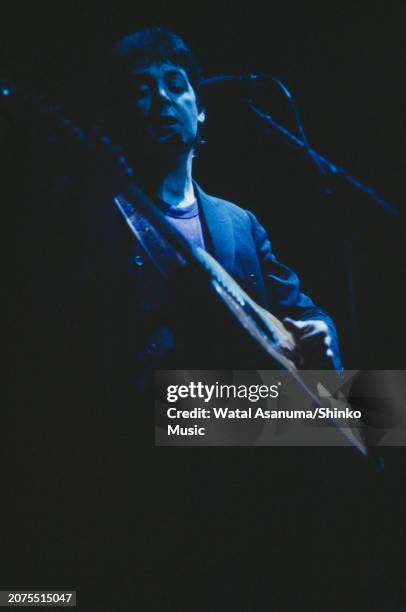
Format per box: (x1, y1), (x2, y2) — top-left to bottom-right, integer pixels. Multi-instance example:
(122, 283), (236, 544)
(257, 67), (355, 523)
(161, 200), (206, 250)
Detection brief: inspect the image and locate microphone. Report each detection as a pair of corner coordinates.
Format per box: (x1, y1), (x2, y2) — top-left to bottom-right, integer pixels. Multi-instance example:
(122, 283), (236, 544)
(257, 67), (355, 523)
(199, 73), (292, 99)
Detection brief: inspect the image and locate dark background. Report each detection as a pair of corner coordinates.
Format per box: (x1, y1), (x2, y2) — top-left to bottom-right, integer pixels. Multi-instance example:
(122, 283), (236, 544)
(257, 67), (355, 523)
(2, 2), (406, 611)
(3, 0), (405, 366)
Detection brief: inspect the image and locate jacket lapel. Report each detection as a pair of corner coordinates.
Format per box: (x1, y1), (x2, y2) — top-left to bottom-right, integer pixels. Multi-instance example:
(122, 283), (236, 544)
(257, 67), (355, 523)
(194, 183), (236, 275)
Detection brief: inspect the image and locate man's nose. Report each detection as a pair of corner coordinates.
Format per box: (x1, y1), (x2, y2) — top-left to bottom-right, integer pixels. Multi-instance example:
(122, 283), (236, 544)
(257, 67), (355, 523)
(156, 83), (171, 103)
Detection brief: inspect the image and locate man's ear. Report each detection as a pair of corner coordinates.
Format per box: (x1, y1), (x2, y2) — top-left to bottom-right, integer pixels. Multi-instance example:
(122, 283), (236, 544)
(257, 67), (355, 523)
(197, 110), (206, 123)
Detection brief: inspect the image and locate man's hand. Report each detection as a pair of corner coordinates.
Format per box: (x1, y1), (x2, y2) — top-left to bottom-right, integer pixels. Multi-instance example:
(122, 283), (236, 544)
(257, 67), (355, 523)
(283, 318), (336, 369)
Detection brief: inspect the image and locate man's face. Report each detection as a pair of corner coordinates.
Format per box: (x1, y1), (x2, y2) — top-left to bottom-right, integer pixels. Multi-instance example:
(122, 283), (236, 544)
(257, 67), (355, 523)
(125, 62), (204, 156)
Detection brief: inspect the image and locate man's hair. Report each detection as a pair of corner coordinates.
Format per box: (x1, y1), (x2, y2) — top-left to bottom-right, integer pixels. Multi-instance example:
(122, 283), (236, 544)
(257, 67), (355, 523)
(110, 26), (204, 95)
(95, 26), (206, 149)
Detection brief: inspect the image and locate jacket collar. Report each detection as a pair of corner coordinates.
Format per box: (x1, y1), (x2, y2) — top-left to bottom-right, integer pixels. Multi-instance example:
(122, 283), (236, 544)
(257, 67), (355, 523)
(194, 182), (236, 275)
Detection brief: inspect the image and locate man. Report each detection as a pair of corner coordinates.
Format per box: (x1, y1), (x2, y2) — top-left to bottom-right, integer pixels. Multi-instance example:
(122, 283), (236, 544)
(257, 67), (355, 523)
(93, 26), (342, 381)
(4, 25), (398, 612)
(1, 27), (348, 610)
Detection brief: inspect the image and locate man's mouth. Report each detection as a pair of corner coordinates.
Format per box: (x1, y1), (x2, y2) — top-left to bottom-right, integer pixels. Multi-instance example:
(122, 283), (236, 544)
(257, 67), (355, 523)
(152, 117), (180, 141)
(156, 116), (178, 127)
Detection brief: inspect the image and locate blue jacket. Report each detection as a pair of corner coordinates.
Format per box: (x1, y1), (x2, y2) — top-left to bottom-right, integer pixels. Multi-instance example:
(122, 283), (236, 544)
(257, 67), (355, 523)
(82, 181), (342, 381)
(194, 183), (342, 369)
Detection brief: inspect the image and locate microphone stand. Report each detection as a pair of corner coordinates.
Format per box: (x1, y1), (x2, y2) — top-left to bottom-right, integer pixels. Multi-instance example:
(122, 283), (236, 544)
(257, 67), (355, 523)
(246, 97), (399, 366)
(247, 101), (398, 217)
(200, 73), (397, 215)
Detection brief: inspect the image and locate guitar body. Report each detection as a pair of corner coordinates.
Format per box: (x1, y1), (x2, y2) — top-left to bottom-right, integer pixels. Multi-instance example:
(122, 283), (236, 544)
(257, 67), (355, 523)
(114, 194), (298, 371)
(161, 253), (297, 372)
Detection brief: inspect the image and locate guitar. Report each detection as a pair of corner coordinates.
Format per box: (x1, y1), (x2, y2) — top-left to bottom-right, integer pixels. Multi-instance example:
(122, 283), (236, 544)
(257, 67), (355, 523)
(113, 188), (297, 371)
(1, 80), (367, 455)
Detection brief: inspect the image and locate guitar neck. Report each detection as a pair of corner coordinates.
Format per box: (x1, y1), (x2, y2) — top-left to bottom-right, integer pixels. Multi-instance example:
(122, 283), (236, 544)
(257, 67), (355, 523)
(116, 180), (296, 364)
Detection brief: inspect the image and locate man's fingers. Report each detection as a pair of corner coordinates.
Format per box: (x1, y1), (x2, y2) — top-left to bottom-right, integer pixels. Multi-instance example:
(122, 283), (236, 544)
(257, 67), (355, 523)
(299, 330), (332, 342)
(283, 317), (334, 367)
(283, 318), (336, 367)
(283, 318), (312, 334)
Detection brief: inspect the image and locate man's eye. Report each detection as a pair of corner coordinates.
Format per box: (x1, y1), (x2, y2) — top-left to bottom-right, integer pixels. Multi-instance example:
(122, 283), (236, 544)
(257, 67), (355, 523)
(168, 76), (187, 92)
(132, 83), (150, 98)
